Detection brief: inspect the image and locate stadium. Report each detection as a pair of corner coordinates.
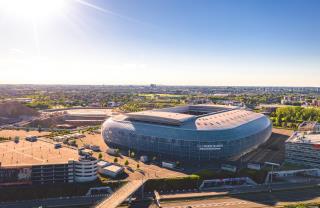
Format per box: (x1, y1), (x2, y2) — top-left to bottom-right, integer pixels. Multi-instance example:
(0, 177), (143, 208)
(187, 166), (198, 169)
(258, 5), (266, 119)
(102, 104), (272, 161)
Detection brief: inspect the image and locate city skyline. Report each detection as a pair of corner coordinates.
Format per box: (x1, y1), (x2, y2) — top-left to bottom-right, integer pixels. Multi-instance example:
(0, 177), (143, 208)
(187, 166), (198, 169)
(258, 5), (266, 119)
(1, 0), (320, 86)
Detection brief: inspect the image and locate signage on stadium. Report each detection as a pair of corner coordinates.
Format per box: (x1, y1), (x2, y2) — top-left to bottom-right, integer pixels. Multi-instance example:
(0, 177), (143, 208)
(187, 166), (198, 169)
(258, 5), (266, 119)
(198, 144), (223, 151)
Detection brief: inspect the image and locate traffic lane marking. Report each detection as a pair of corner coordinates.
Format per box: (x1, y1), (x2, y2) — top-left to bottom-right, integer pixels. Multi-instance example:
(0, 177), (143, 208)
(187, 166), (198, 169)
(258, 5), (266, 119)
(163, 201), (249, 208)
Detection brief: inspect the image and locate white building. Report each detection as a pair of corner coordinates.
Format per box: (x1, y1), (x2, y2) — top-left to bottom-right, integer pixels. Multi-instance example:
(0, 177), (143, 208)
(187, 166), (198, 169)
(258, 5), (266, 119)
(286, 132), (320, 168)
(71, 154), (98, 182)
(99, 165), (124, 178)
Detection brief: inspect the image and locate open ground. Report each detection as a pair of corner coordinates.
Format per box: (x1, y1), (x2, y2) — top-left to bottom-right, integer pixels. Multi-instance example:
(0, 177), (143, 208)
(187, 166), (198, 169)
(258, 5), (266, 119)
(0, 140), (78, 167)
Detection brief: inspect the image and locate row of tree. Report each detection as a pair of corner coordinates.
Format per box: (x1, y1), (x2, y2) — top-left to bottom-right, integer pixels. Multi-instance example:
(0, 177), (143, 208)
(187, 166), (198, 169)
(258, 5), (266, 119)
(270, 106), (320, 128)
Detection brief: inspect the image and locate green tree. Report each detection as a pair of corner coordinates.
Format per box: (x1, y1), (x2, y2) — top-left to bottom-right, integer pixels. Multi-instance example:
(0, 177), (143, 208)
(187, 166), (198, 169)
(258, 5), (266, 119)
(124, 160), (129, 166)
(98, 153), (103, 160)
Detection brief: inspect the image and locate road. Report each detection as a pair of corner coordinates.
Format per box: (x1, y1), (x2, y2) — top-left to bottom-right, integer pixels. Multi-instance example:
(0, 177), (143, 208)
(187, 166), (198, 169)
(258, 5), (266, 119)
(0, 195), (108, 208)
(159, 187), (320, 208)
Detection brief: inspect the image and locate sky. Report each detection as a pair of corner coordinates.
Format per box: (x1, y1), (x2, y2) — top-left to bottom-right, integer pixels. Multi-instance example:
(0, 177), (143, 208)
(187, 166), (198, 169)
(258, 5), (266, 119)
(0, 0), (320, 86)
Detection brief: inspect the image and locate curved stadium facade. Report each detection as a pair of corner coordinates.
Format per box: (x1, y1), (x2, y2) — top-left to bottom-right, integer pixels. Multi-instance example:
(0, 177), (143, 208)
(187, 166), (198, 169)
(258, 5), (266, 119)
(102, 104), (272, 161)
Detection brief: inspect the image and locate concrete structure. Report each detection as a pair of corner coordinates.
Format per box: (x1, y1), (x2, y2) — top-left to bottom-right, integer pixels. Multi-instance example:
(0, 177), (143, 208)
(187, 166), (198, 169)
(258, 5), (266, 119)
(0, 140), (98, 185)
(298, 121), (320, 133)
(97, 161), (111, 173)
(73, 154), (98, 182)
(95, 179), (146, 208)
(100, 165), (124, 178)
(286, 132), (320, 168)
(265, 168), (320, 183)
(102, 104), (272, 161)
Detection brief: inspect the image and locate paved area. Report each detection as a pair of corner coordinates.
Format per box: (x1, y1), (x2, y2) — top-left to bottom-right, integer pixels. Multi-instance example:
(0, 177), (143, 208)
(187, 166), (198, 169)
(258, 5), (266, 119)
(77, 133), (187, 180)
(0, 140), (78, 166)
(160, 188), (320, 208)
(0, 130), (49, 138)
(0, 195), (108, 208)
(238, 128), (293, 164)
(126, 186), (320, 208)
(159, 181), (320, 201)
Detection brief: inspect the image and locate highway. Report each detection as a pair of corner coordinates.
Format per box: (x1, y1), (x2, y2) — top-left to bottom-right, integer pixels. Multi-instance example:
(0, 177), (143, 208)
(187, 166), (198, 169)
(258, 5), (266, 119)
(0, 195), (108, 208)
(159, 187), (320, 208)
(124, 186), (320, 208)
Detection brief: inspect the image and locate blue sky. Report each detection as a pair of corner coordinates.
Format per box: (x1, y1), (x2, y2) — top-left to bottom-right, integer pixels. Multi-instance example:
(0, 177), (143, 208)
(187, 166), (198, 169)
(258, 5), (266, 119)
(0, 0), (320, 86)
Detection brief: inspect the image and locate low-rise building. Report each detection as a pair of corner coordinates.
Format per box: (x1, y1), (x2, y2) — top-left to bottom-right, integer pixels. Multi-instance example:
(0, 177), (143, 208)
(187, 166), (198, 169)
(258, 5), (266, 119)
(97, 160), (111, 173)
(286, 132), (320, 168)
(99, 165), (124, 178)
(298, 121), (320, 133)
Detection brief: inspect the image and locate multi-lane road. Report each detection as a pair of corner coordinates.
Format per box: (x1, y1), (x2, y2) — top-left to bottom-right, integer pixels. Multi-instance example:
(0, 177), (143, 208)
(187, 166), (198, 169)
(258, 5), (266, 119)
(126, 186), (320, 208)
(161, 187), (320, 208)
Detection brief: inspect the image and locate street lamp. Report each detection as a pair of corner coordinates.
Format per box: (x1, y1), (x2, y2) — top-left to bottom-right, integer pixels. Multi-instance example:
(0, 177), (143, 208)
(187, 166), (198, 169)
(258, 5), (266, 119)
(264, 162), (280, 192)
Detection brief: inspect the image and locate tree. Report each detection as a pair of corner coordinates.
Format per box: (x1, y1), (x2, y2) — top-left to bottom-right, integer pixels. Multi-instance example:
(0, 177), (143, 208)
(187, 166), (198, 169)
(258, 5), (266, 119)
(124, 160), (129, 166)
(136, 163), (140, 169)
(114, 158), (118, 163)
(98, 153), (103, 160)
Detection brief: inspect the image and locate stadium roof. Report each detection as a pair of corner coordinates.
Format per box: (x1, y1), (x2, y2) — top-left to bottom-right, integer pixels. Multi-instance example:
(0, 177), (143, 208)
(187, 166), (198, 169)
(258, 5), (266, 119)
(117, 104), (264, 130)
(126, 111), (195, 125)
(193, 109), (263, 130)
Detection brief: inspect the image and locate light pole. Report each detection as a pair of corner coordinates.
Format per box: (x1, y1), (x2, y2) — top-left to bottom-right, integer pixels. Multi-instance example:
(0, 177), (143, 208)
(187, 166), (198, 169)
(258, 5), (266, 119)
(264, 162), (280, 192)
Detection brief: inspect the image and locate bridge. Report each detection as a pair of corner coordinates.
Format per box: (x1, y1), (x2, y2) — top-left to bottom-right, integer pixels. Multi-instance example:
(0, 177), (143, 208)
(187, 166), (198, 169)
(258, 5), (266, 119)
(95, 179), (147, 208)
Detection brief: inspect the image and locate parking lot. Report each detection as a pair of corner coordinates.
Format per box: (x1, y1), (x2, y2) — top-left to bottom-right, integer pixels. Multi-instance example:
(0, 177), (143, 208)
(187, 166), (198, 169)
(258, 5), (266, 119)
(0, 129), (49, 139)
(0, 139), (79, 167)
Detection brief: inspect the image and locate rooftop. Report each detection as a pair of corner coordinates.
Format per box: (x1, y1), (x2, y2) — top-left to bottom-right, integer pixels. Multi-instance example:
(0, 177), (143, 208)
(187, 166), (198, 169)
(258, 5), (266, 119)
(298, 121), (318, 132)
(125, 104), (242, 126)
(287, 132), (320, 145)
(0, 140), (79, 167)
(103, 165), (124, 173)
(193, 109), (263, 130)
(127, 111), (195, 125)
(65, 108), (113, 117)
(116, 104), (264, 130)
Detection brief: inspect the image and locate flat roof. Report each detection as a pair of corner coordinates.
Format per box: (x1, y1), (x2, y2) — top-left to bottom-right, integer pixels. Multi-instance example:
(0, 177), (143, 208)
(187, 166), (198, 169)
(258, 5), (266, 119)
(97, 161), (110, 167)
(103, 165), (124, 173)
(287, 132), (320, 145)
(298, 121), (318, 131)
(65, 108), (113, 116)
(0, 140), (79, 167)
